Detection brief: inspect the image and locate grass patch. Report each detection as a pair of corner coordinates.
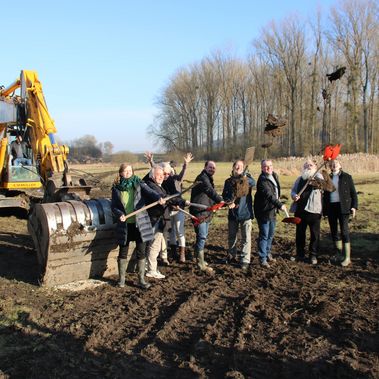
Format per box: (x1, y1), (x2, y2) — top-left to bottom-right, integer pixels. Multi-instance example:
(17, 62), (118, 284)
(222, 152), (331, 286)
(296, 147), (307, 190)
(0, 305), (32, 329)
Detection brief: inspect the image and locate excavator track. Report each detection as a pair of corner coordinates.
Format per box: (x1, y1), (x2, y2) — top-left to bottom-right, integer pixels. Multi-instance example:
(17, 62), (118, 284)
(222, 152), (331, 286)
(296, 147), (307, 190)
(28, 199), (118, 286)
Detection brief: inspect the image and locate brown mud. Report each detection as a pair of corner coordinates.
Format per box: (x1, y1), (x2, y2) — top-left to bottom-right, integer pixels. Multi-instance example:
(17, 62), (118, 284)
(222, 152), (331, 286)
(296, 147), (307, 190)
(0, 208), (378, 378)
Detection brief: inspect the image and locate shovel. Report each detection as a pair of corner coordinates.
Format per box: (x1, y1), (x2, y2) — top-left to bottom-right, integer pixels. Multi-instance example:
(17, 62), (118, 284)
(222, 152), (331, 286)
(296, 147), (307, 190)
(123, 193), (181, 221)
(187, 202), (208, 210)
(296, 144), (341, 198)
(123, 181), (198, 221)
(243, 146), (255, 175)
(176, 207), (201, 224)
(282, 206), (301, 225)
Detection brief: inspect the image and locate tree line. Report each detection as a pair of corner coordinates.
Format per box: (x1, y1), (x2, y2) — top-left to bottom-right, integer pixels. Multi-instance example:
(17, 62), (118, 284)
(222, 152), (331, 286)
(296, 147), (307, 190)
(150, 0), (379, 159)
(65, 135), (114, 163)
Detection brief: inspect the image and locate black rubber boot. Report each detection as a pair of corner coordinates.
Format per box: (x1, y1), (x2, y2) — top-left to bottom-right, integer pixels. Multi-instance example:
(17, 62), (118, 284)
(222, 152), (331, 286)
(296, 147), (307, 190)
(137, 259), (151, 289)
(170, 244), (178, 261)
(331, 240), (343, 263)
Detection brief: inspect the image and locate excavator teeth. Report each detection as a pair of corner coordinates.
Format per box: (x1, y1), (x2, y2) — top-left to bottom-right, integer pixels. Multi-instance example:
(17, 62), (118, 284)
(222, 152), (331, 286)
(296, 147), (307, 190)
(28, 199), (119, 286)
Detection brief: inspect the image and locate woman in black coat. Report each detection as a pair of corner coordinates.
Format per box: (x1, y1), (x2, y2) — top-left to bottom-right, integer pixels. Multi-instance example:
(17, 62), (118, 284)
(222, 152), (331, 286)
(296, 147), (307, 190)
(324, 159), (358, 267)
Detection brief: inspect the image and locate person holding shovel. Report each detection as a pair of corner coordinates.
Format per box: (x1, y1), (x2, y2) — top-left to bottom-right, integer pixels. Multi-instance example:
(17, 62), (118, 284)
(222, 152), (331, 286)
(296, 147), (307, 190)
(324, 159), (358, 267)
(254, 159), (285, 267)
(290, 159), (335, 264)
(222, 159), (256, 271)
(143, 165), (175, 280)
(190, 160), (223, 273)
(111, 163), (164, 289)
(161, 154), (193, 263)
(145, 152), (194, 263)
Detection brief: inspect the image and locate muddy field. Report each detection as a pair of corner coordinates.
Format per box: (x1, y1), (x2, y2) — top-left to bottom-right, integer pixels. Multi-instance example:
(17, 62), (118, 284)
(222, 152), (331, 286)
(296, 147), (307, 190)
(0, 169), (378, 378)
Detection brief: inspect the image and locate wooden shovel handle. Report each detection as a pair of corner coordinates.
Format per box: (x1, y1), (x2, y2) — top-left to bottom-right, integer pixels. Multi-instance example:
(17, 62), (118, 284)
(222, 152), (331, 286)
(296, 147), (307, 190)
(283, 206), (290, 218)
(296, 161), (326, 197)
(124, 193), (180, 220)
(176, 207), (197, 220)
(123, 181), (199, 221)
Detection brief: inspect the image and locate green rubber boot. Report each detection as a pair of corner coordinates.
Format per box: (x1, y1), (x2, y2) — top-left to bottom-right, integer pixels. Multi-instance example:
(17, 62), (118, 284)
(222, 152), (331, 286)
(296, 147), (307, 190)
(341, 242), (351, 267)
(196, 250), (213, 273)
(118, 258), (128, 288)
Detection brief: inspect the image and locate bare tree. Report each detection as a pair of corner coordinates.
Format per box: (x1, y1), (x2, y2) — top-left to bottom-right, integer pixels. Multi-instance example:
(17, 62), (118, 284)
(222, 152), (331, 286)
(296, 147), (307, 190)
(150, 0), (378, 157)
(253, 16), (306, 155)
(328, 0), (379, 152)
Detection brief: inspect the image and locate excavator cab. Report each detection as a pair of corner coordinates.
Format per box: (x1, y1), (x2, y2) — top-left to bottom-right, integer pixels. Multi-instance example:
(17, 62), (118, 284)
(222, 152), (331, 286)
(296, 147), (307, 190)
(0, 126), (43, 209)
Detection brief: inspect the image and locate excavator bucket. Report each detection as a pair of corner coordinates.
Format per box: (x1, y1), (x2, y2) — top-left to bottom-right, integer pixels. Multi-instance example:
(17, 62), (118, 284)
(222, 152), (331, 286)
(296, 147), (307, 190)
(28, 199), (119, 286)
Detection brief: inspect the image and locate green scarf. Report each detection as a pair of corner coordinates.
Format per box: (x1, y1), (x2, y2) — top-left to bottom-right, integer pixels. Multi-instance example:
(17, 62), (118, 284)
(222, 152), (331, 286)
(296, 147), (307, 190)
(114, 175), (141, 191)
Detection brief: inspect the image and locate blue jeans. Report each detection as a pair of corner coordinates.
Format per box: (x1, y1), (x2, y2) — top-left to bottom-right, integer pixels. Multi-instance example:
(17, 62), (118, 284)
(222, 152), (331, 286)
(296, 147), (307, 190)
(257, 219), (276, 263)
(194, 221), (210, 252)
(228, 219), (252, 264)
(14, 157), (32, 166)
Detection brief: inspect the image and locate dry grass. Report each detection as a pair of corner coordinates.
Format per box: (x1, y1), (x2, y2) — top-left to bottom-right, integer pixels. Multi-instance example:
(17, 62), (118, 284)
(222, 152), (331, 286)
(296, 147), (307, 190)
(72, 154), (379, 199)
(273, 153), (379, 176)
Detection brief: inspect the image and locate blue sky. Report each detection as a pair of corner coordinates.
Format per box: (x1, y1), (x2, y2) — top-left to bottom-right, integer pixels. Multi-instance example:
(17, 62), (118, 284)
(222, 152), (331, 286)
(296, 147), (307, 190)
(2, 0), (336, 153)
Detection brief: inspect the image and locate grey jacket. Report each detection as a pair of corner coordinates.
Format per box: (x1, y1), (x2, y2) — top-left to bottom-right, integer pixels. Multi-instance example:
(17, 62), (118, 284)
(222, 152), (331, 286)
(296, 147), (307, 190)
(290, 173), (324, 215)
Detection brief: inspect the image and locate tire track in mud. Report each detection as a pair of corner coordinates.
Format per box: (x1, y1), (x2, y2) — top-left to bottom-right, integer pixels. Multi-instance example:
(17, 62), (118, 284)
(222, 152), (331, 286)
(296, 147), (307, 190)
(134, 272), (259, 375)
(82, 284), (190, 353)
(137, 276), (235, 365)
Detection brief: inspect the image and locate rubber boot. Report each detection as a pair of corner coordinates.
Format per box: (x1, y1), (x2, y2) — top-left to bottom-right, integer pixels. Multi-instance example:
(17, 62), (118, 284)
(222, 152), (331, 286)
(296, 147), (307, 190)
(118, 258), (128, 288)
(179, 246), (186, 263)
(196, 250), (213, 273)
(137, 259), (151, 289)
(125, 247), (137, 273)
(170, 244), (178, 261)
(331, 240), (343, 262)
(341, 242), (351, 267)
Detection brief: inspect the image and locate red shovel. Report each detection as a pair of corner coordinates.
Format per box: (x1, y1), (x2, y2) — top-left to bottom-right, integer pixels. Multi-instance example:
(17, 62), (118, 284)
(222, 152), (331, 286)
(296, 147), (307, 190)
(296, 144), (342, 198)
(206, 202), (226, 212)
(176, 207), (202, 225)
(282, 206), (301, 225)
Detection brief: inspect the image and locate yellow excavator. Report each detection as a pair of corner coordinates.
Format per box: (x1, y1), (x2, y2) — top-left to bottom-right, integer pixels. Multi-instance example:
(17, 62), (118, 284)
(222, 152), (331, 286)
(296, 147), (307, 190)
(0, 71), (118, 286)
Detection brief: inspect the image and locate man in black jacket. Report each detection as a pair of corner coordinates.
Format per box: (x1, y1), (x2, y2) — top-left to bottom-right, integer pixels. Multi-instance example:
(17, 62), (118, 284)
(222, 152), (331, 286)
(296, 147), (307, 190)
(254, 160), (285, 267)
(324, 159), (358, 267)
(11, 135), (32, 166)
(190, 161), (223, 272)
